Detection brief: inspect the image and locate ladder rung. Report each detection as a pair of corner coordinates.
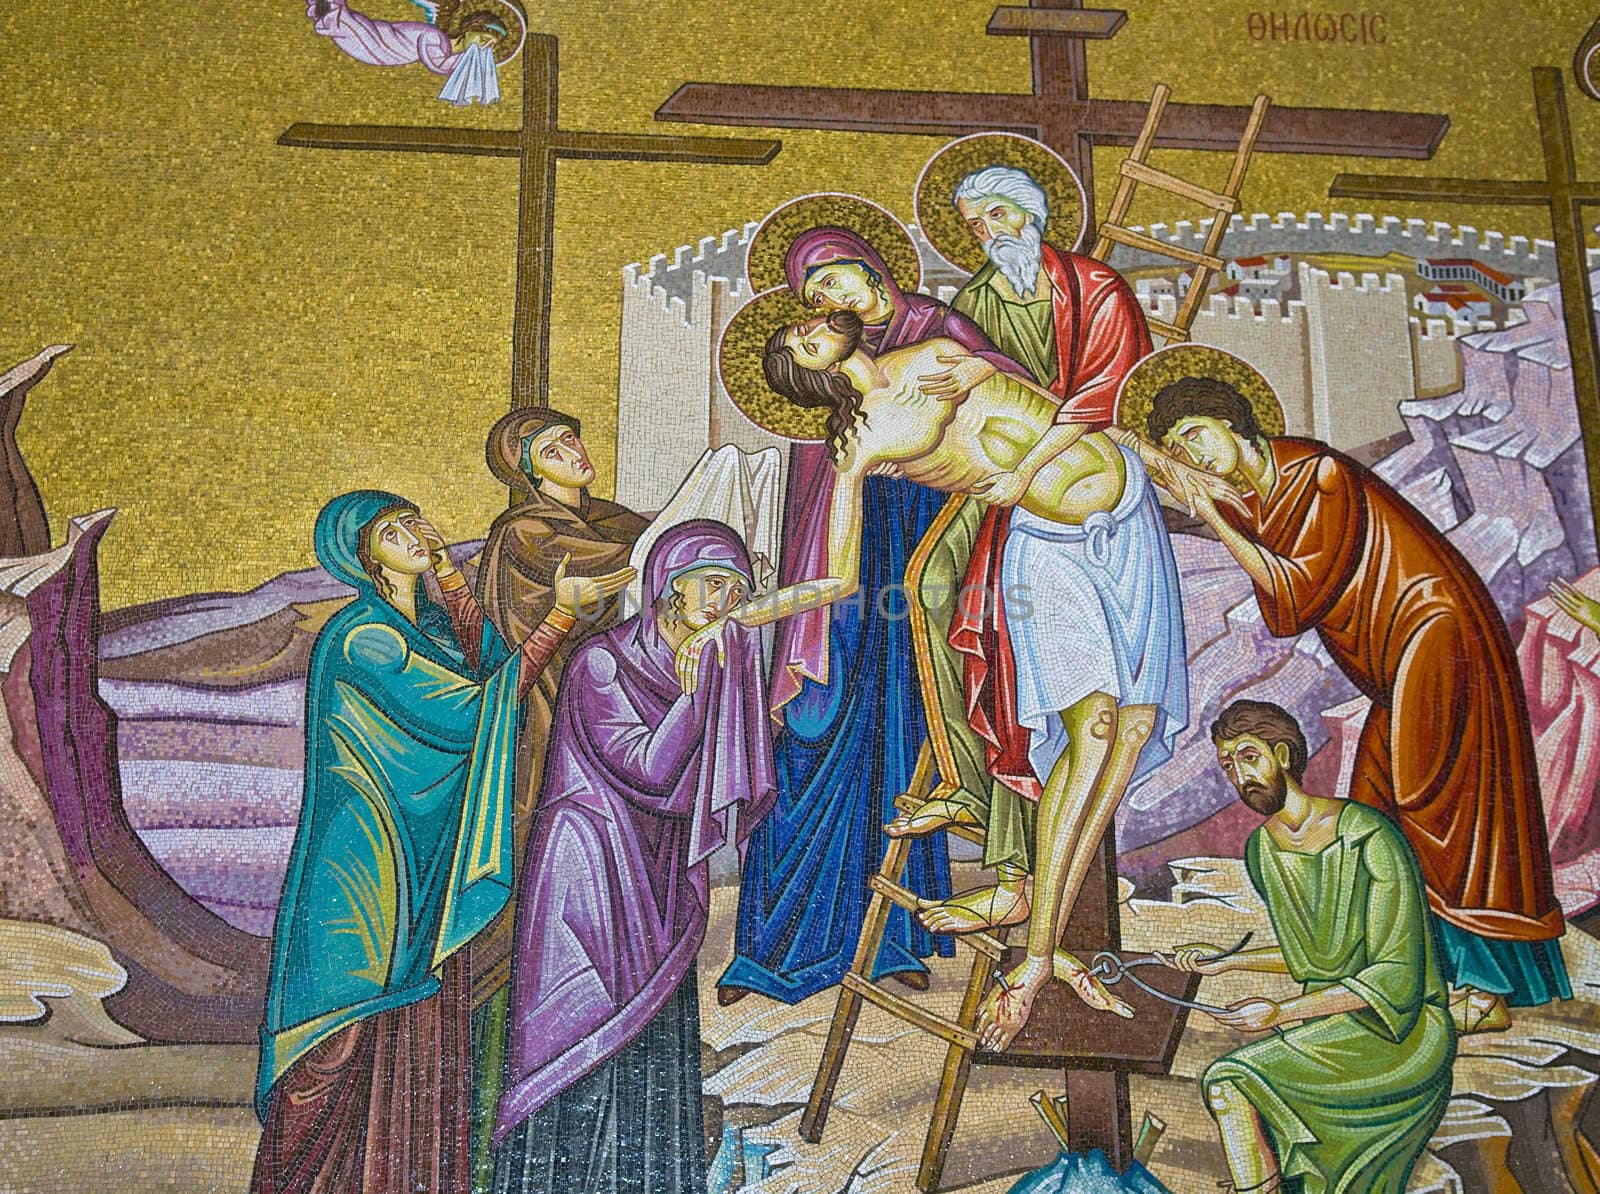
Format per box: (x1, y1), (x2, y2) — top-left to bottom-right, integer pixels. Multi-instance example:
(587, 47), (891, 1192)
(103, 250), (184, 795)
(892, 793), (989, 847)
(1118, 160), (1239, 214)
(840, 972), (979, 1051)
(1098, 224), (1224, 270)
(866, 875), (1006, 960)
(1144, 317), (1191, 341)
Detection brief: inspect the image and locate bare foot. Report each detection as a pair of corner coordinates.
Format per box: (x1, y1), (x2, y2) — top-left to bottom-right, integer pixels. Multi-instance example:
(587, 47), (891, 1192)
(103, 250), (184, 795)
(885, 795), (982, 838)
(1451, 988), (1511, 1034)
(977, 955), (1052, 1053)
(1053, 948), (1134, 1018)
(917, 883), (1030, 934)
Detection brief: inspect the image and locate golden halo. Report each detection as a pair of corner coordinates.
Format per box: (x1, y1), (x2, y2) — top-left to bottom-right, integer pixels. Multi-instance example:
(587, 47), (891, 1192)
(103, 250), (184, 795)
(914, 133), (1087, 276)
(718, 288), (831, 443)
(485, 405), (582, 492)
(746, 193), (922, 297)
(1116, 345), (1286, 439)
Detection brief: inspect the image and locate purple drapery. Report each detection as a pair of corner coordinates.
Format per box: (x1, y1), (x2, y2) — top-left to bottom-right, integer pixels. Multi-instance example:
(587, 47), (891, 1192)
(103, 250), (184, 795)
(494, 520), (776, 1141)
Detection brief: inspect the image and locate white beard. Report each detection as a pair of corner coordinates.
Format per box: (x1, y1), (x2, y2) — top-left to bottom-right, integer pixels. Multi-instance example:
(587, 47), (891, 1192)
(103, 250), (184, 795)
(985, 222), (1045, 300)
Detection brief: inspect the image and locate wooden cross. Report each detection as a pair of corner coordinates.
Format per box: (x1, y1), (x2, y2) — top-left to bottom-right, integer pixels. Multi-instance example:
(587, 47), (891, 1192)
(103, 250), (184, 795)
(655, 0), (1448, 239)
(281, 34), (780, 408)
(1330, 68), (1600, 555)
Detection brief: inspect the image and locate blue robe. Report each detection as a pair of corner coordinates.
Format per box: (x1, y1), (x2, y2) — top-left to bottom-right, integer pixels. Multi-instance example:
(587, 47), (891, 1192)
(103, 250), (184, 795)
(256, 490), (522, 1118)
(723, 474), (954, 1000)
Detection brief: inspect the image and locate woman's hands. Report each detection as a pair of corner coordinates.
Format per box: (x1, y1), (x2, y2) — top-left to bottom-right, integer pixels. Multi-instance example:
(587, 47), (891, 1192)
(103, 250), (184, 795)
(918, 353), (996, 400)
(551, 552), (636, 620)
(674, 618), (730, 695)
(405, 515), (457, 575)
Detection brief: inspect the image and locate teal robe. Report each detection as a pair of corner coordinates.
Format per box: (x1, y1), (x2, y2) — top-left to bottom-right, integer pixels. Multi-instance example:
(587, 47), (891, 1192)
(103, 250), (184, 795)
(1204, 802), (1457, 1194)
(256, 490), (523, 1118)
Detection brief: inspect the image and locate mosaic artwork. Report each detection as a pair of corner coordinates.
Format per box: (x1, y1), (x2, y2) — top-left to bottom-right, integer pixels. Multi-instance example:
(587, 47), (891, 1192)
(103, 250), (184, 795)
(4, 2), (1600, 1191)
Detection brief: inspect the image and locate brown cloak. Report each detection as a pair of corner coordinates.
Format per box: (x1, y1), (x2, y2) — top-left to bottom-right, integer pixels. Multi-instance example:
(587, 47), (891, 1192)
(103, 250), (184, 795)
(471, 487), (647, 1000)
(1224, 438), (1563, 943)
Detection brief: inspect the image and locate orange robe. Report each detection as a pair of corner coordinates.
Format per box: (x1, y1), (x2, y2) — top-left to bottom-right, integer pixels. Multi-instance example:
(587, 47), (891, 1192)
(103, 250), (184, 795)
(1225, 438), (1563, 943)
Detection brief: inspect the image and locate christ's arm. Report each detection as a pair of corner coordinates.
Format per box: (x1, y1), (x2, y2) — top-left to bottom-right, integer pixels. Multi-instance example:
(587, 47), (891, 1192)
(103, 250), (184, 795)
(674, 458), (870, 694)
(732, 463), (866, 626)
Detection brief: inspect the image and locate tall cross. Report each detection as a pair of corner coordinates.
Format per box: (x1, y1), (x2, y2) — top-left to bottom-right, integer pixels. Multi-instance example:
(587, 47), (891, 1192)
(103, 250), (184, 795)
(655, 0), (1448, 238)
(1330, 68), (1600, 554)
(282, 34), (780, 408)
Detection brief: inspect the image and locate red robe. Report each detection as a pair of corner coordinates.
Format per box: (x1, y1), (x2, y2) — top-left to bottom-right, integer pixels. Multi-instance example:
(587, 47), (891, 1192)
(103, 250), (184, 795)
(1227, 439), (1564, 942)
(950, 247), (1153, 798)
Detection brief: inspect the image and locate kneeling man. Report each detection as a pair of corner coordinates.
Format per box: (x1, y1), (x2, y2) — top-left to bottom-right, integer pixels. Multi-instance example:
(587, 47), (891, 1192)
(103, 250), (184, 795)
(1162, 700), (1456, 1194)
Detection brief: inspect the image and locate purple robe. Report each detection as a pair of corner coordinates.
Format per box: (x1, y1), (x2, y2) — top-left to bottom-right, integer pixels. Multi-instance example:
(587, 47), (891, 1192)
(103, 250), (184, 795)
(494, 520), (776, 1142)
(770, 226), (1019, 712)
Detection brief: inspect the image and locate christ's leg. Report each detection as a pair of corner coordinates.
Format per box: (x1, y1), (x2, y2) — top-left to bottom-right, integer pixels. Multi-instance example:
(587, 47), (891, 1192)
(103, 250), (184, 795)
(976, 691), (1131, 1054)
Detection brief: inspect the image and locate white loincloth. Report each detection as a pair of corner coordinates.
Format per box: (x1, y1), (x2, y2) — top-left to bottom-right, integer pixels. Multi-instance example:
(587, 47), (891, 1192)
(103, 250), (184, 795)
(999, 446), (1189, 792)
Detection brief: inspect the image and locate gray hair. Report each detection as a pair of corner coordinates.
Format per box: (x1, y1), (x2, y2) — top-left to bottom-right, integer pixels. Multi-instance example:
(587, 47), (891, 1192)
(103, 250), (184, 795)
(953, 165), (1049, 232)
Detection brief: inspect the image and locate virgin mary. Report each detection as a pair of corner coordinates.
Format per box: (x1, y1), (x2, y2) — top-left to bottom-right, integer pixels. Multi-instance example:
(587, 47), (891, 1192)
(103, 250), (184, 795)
(724, 224), (1018, 1003)
(493, 520), (776, 1192)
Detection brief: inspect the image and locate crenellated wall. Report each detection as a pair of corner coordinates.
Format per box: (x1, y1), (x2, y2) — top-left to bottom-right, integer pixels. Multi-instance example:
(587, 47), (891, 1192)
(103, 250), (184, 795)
(1114, 211), (1600, 277)
(1300, 265), (1417, 449)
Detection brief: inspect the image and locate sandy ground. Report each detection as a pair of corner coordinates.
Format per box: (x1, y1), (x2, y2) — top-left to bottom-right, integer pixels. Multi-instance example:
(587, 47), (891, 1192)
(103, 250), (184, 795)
(0, 860), (1593, 1193)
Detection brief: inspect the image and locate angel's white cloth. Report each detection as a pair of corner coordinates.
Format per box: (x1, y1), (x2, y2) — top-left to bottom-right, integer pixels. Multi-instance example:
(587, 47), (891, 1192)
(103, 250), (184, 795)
(438, 40), (500, 106)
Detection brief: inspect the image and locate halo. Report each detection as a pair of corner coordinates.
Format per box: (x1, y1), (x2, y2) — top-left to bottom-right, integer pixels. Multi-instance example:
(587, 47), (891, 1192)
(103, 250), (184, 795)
(914, 133), (1087, 276)
(746, 193), (922, 297)
(717, 288), (831, 443)
(485, 405), (581, 491)
(1115, 345), (1286, 440)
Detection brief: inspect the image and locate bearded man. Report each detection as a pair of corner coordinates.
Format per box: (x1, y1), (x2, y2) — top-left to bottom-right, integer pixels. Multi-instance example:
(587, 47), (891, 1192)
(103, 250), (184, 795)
(890, 162), (1153, 937)
(1159, 700), (1456, 1194)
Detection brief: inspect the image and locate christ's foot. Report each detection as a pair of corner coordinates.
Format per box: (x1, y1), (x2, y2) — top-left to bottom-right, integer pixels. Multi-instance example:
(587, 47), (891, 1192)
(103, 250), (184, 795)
(917, 882), (1029, 934)
(885, 795), (982, 838)
(977, 955), (1053, 1053)
(1053, 948), (1135, 1019)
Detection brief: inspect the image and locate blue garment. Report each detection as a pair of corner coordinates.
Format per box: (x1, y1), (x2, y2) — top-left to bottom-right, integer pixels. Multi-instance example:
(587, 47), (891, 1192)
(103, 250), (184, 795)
(256, 490), (523, 1118)
(1434, 916), (1572, 1007)
(723, 475), (954, 1001)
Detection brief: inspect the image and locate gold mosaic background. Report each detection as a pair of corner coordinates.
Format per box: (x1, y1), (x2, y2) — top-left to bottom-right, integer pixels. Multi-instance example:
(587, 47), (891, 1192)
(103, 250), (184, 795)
(2, 0), (1597, 606)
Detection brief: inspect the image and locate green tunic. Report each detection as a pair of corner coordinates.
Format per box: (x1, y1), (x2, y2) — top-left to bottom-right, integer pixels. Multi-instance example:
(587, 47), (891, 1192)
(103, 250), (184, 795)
(952, 264), (1059, 391)
(1204, 802), (1456, 1194)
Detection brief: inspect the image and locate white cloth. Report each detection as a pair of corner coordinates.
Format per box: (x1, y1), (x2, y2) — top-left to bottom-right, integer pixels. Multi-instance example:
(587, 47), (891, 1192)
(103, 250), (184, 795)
(438, 40), (500, 106)
(999, 446), (1189, 791)
(626, 445), (783, 612)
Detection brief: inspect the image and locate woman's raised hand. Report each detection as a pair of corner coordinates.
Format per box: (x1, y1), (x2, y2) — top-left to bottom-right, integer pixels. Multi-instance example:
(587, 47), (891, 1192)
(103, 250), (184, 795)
(551, 552), (637, 621)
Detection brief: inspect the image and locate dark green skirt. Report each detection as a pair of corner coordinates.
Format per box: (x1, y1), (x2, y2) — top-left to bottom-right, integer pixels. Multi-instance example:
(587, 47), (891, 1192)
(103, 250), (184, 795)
(490, 971), (706, 1194)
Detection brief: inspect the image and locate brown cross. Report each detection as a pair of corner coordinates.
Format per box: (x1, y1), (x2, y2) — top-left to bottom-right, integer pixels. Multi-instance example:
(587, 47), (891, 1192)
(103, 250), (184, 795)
(1331, 68), (1600, 554)
(281, 34), (780, 408)
(655, 0), (1448, 239)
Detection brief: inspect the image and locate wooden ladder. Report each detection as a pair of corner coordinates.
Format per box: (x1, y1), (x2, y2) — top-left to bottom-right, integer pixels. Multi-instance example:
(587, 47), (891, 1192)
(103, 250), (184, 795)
(1091, 84), (1272, 342)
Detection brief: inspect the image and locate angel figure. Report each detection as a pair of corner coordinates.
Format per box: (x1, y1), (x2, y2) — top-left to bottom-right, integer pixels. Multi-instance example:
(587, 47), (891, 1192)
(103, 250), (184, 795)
(307, 0), (527, 107)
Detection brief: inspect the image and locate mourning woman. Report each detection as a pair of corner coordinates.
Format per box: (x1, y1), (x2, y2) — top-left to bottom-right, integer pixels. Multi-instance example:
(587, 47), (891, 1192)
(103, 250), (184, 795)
(492, 520), (776, 1193)
(252, 490), (633, 1194)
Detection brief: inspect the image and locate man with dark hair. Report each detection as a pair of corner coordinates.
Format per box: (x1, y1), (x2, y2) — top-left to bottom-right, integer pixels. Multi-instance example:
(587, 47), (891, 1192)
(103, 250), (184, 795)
(1158, 698), (1456, 1194)
(1143, 375), (1569, 1033)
